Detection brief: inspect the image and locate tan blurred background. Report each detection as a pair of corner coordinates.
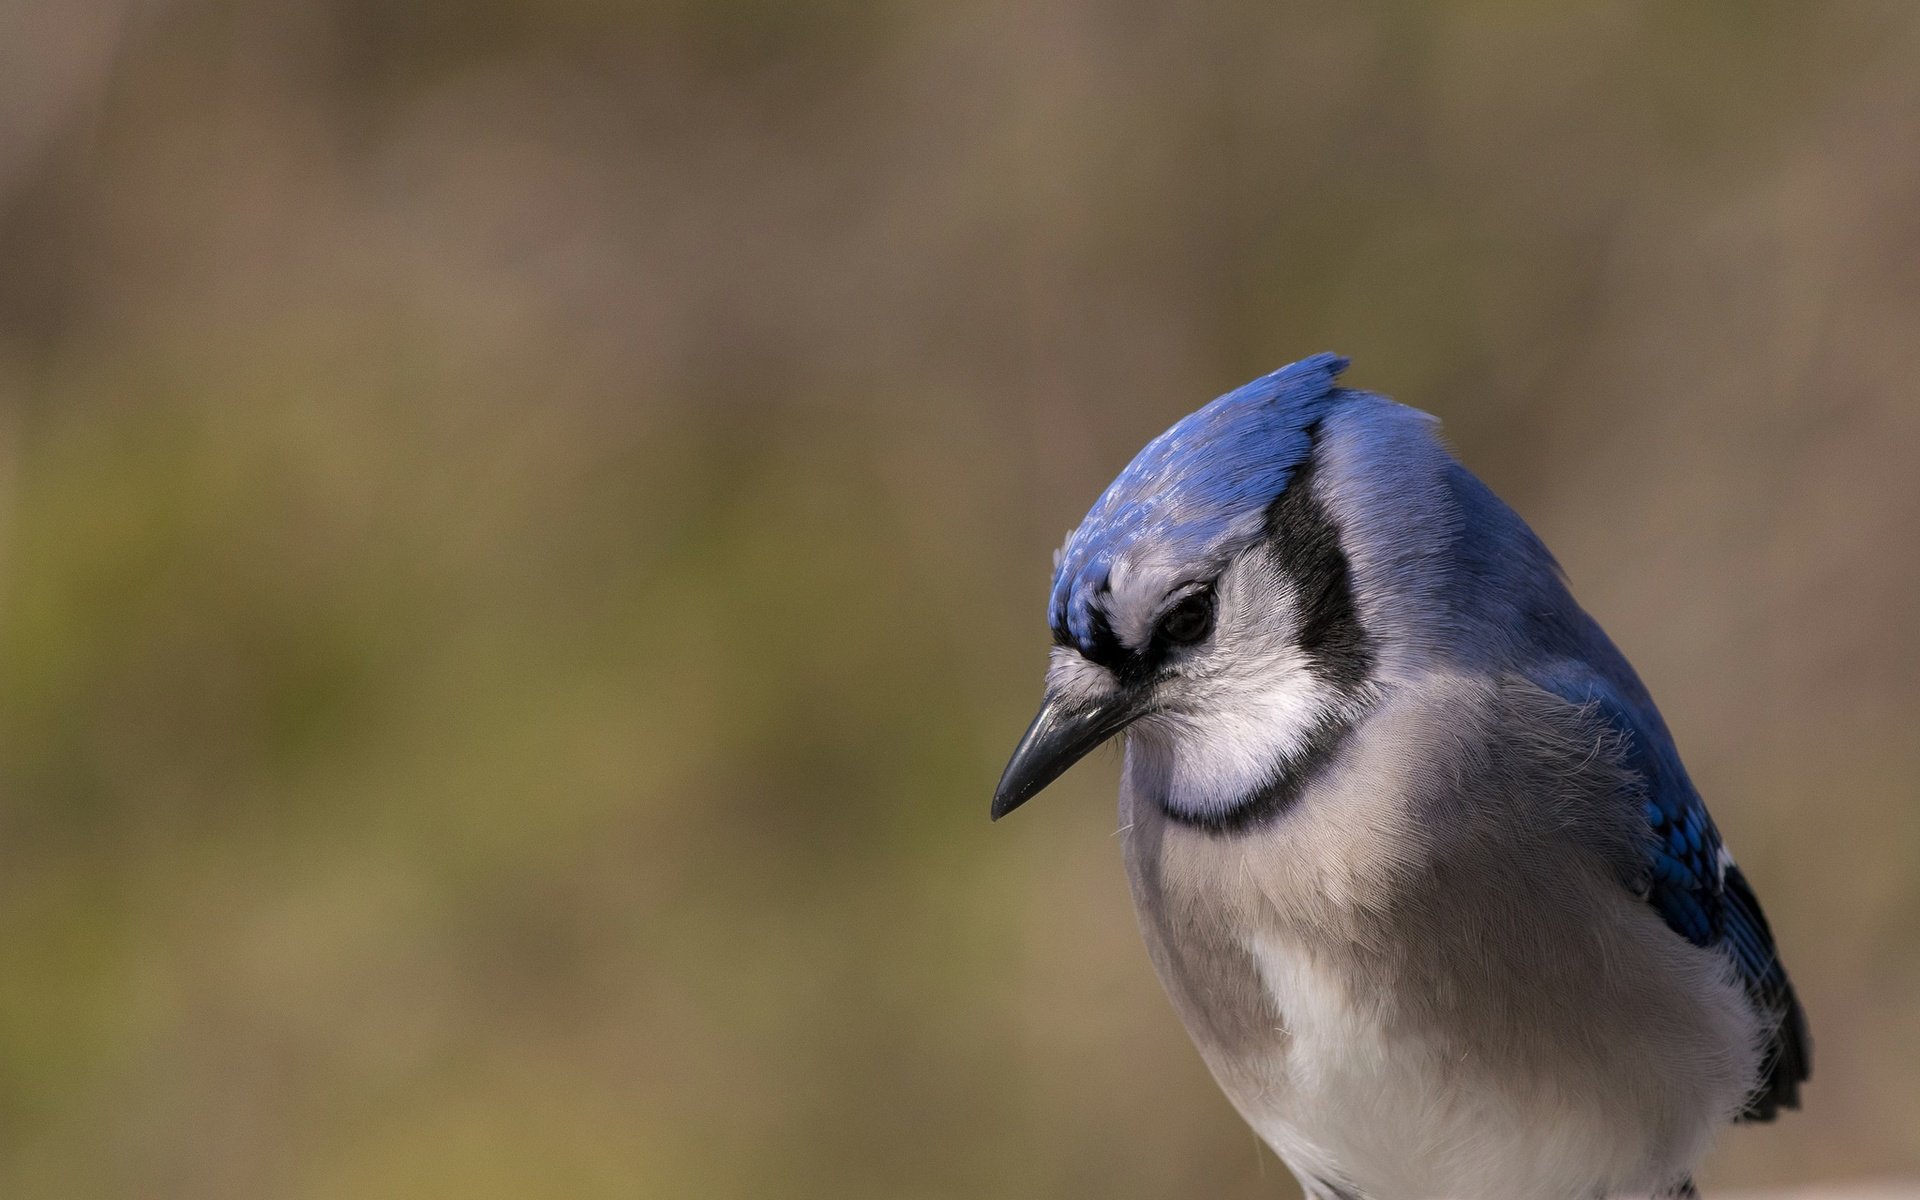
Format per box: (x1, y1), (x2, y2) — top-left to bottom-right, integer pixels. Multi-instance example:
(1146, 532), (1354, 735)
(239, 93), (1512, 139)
(2, 2), (1917, 1197)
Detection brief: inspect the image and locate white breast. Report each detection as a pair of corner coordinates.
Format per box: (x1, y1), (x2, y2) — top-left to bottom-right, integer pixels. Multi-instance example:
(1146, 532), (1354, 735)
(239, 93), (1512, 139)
(1239, 932), (1702, 1200)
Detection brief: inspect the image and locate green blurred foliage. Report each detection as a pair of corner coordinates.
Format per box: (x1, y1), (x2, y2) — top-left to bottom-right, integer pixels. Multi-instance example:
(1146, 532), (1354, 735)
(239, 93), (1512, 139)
(1, 2), (1917, 1197)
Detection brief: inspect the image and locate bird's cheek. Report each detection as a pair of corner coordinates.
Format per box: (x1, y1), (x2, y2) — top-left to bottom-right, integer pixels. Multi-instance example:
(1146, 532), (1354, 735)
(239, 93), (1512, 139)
(1127, 704), (1200, 749)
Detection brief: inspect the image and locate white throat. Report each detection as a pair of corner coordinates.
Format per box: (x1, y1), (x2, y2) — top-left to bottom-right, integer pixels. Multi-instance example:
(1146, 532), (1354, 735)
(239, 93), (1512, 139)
(1126, 648), (1363, 823)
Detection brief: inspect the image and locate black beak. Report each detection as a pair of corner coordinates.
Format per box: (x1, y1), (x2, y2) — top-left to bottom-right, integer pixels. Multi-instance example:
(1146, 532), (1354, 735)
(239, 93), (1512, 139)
(991, 689), (1144, 820)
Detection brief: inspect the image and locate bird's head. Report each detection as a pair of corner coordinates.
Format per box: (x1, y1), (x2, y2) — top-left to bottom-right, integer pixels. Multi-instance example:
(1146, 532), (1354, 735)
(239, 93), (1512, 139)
(993, 353), (1394, 830)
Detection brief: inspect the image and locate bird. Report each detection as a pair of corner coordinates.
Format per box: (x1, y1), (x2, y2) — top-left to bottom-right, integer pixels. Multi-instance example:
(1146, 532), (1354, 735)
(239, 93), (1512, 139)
(990, 353), (1808, 1200)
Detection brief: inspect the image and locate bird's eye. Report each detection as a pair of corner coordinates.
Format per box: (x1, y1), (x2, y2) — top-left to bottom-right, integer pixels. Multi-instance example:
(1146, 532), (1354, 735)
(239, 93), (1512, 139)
(1156, 591), (1214, 646)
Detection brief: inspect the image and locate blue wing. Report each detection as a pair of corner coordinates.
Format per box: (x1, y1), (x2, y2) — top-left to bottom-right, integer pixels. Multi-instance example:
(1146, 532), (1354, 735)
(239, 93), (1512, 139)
(1538, 664), (1808, 1119)
(1538, 667), (1730, 948)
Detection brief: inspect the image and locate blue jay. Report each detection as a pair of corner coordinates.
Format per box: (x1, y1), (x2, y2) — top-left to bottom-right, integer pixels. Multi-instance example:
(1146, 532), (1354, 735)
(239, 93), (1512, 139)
(992, 354), (1807, 1200)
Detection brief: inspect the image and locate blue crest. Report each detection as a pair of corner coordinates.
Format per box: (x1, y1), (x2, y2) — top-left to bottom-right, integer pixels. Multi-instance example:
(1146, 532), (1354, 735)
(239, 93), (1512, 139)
(1049, 352), (1353, 644)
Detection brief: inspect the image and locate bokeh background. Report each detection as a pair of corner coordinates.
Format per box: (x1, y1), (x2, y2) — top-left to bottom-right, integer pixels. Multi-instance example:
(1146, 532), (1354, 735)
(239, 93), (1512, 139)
(3, 2), (1918, 1197)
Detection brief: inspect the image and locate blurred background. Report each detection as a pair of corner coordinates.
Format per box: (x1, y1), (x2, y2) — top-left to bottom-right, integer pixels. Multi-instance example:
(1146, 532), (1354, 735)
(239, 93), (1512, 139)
(2, 2), (1917, 1197)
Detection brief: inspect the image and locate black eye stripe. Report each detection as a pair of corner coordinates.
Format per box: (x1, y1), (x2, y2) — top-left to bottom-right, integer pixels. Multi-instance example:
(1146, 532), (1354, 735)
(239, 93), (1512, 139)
(1261, 449), (1373, 693)
(1052, 587), (1214, 686)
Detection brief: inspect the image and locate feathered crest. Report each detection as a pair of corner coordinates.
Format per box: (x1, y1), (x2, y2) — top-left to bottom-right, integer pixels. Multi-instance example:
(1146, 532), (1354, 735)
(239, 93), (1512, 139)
(1049, 353), (1353, 645)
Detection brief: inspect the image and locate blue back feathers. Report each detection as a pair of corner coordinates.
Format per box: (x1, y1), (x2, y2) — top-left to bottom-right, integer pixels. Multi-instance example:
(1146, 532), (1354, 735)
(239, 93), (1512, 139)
(1049, 352), (1352, 644)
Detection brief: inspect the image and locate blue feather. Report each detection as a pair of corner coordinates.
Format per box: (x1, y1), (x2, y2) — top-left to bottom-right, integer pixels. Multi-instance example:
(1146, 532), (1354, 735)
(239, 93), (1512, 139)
(1535, 664), (1797, 1028)
(1049, 353), (1352, 646)
(1535, 666), (1730, 946)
